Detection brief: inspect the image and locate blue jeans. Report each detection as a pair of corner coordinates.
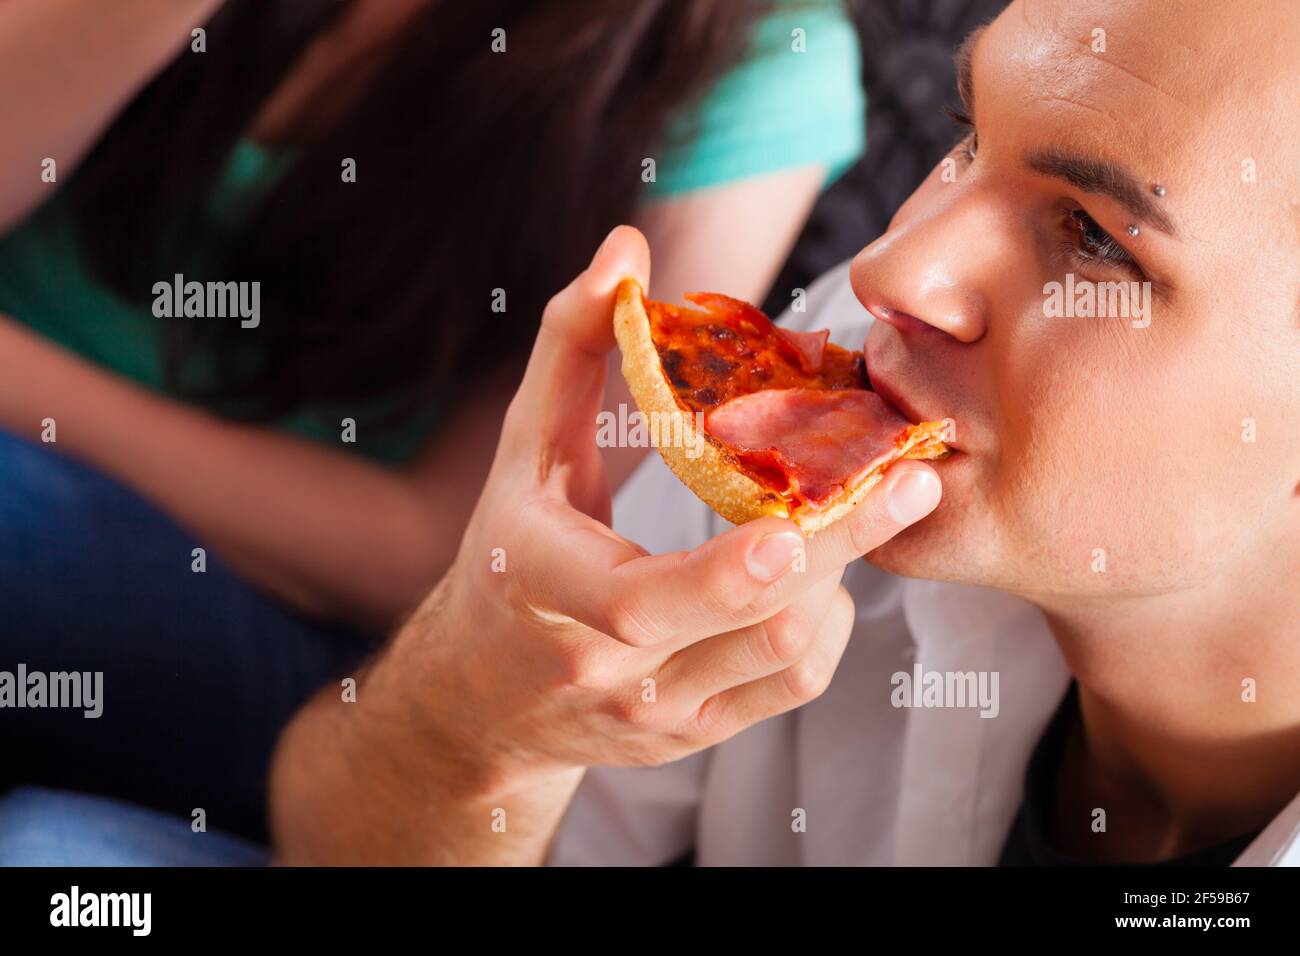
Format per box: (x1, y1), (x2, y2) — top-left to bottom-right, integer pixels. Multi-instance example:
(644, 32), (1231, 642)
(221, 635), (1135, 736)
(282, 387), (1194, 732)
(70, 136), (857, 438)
(0, 430), (370, 842)
(0, 786), (267, 866)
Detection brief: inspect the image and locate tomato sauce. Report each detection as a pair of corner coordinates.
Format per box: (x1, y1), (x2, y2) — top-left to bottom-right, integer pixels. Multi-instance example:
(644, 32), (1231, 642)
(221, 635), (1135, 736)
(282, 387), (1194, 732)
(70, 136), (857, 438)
(645, 292), (866, 414)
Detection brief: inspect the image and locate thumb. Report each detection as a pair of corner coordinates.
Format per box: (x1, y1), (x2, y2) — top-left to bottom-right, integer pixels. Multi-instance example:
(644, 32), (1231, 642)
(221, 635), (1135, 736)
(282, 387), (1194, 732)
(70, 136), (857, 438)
(506, 225), (650, 457)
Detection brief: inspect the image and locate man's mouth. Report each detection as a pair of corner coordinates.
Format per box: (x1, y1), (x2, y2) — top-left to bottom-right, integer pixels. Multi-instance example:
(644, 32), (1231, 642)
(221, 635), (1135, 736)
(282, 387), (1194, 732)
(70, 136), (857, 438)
(866, 364), (960, 452)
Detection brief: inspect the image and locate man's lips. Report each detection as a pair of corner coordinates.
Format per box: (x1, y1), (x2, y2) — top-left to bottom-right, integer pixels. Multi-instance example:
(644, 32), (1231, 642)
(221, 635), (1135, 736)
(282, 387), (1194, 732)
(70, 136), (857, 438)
(866, 361), (961, 452)
(860, 308), (965, 451)
(868, 368), (930, 426)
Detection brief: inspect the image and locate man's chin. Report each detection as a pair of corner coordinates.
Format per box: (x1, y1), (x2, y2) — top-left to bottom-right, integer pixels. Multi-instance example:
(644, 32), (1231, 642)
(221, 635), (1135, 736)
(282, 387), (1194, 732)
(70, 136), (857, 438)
(863, 519), (961, 581)
(863, 454), (978, 581)
(863, 492), (998, 586)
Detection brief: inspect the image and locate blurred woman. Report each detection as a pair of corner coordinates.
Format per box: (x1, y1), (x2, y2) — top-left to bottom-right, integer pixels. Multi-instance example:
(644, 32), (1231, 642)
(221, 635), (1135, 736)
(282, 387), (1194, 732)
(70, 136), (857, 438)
(0, 0), (864, 837)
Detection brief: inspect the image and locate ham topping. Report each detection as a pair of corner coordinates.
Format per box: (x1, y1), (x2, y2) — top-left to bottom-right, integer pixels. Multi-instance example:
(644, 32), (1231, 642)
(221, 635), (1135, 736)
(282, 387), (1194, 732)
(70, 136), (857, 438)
(705, 388), (917, 508)
(773, 327), (829, 373)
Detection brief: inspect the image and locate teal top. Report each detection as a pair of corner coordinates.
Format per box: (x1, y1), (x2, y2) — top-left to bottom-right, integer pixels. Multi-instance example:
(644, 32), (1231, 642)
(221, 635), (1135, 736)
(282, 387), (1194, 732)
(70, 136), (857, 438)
(648, 0), (864, 197)
(0, 0), (863, 463)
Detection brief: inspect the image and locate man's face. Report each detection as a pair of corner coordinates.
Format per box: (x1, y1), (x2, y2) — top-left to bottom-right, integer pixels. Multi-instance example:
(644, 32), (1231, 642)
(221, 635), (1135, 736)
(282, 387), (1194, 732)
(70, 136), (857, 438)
(852, 0), (1299, 603)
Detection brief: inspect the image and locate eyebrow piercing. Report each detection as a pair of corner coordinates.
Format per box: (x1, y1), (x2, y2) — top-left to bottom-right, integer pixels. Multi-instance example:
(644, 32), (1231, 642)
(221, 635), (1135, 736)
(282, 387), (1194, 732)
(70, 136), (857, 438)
(1126, 224), (1140, 237)
(1152, 184), (1167, 197)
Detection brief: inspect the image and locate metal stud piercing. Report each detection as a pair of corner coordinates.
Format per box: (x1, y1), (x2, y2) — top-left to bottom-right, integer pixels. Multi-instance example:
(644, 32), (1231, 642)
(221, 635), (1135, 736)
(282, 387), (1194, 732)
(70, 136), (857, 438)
(1153, 184), (1167, 197)
(1127, 224), (1140, 237)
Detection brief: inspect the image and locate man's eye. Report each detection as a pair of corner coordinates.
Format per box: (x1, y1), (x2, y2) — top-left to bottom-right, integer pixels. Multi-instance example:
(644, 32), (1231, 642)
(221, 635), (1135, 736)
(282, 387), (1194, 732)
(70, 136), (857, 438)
(944, 106), (978, 162)
(1067, 209), (1134, 266)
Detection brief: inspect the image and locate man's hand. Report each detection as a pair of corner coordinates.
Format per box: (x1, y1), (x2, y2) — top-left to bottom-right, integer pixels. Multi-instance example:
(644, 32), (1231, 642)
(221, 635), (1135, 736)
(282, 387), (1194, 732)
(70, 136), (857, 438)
(270, 226), (942, 865)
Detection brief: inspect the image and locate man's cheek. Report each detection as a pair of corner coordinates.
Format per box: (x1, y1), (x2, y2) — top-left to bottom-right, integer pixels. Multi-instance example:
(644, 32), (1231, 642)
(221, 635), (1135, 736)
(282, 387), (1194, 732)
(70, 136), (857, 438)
(990, 419), (1130, 568)
(1010, 423), (1215, 586)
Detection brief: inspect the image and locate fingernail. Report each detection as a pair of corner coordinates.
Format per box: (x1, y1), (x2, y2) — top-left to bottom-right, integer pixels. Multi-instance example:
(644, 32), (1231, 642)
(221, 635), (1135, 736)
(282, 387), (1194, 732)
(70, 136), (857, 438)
(746, 531), (804, 580)
(887, 469), (941, 524)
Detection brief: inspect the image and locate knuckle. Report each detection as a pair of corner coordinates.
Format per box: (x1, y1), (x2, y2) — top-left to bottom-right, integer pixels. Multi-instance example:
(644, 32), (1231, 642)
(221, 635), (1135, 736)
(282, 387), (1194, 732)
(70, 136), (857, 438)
(552, 644), (601, 689)
(569, 653), (620, 692)
(696, 559), (760, 618)
(757, 615), (811, 667)
(602, 595), (661, 647)
(604, 691), (657, 730)
(831, 587), (856, 630)
(846, 506), (889, 556)
(689, 693), (728, 742)
(539, 286), (571, 328)
(783, 656), (833, 702)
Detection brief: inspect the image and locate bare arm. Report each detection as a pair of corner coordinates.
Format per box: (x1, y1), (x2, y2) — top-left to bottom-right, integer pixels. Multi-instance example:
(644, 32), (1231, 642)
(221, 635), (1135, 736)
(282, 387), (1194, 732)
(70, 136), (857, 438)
(271, 622), (588, 866)
(635, 165), (826, 306)
(0, 0), (225, 234)
(0, 317), (513, 633)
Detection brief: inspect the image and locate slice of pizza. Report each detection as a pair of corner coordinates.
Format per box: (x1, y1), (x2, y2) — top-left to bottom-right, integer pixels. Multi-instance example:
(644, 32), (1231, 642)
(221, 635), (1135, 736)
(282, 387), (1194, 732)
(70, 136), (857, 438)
(613, 279), (949, 534)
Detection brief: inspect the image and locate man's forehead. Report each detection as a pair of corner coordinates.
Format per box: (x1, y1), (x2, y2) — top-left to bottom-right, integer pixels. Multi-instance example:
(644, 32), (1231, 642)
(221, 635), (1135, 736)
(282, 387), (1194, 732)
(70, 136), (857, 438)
(972, 0), (1298, 240)
(998, 0), (1297, 130)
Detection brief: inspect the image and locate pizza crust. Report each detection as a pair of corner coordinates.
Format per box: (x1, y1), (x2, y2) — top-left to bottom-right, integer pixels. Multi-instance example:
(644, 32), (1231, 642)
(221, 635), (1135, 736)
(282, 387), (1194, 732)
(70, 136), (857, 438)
(613, 279), (946, 535)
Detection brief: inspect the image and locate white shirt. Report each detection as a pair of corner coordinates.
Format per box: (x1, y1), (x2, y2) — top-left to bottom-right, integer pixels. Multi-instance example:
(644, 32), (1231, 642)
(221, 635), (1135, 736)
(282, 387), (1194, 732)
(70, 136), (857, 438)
(549, 263), (1300, 867)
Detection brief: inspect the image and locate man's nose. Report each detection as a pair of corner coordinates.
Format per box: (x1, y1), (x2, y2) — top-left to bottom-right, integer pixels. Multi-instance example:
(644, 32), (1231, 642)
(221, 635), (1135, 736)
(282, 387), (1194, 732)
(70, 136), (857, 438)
(848, 189), (1008, 345)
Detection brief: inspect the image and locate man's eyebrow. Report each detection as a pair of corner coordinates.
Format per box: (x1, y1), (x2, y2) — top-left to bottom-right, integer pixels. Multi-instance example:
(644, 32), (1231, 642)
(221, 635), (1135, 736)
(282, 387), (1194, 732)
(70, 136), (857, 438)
(1027, 150), (1177, 236)
(953, 25), (986, 116)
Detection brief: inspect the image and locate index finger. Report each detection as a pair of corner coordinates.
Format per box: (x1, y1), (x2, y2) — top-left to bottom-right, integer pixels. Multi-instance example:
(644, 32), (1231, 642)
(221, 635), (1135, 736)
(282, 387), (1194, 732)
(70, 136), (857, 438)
(504, 225), (649, 457)
(517, 458), (940, 648)
(601, 459), (941, 645)
(795, 460), (943, 578)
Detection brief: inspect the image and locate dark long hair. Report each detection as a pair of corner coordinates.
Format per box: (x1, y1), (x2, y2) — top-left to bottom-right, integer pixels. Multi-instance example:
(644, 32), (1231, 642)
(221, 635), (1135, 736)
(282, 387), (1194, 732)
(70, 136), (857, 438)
(67, 0), (769, 430)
